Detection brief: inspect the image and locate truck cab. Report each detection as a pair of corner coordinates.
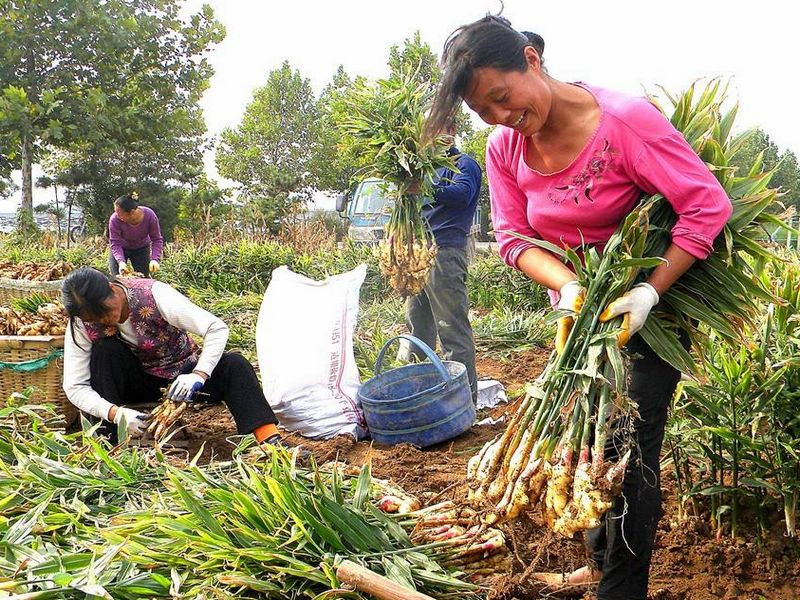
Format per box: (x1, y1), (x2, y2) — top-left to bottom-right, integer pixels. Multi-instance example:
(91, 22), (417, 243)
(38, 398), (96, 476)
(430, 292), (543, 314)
(336, 178), (392, 243)
(336, 177), (481, 244)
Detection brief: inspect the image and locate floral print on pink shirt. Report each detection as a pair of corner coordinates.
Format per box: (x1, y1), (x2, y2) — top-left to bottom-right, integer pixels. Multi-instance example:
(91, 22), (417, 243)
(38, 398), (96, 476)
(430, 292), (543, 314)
(549, 139), (618, 206)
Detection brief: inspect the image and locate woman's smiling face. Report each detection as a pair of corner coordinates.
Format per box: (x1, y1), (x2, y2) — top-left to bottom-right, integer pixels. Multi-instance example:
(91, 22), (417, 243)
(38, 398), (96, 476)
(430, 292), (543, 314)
(463, 47), (551, 136)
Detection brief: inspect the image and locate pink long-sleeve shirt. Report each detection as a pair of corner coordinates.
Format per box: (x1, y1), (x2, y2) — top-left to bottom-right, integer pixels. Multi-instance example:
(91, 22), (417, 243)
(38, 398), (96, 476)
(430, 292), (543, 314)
(108, 206), (164, 262)
(487, 83), (732, 280)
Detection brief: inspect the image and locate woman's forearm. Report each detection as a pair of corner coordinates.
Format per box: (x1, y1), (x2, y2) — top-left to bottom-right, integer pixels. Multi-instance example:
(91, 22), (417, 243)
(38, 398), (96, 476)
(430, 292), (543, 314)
(514, 242), (696, 297)
(515, 247), (576, 291)
(646, 244), (696, 297)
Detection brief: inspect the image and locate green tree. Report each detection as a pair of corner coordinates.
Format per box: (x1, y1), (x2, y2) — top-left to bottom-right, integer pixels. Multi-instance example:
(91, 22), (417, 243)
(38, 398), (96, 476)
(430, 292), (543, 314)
(773, 150), (799, 211)
(216, 61), (319, 230)
(53, 125), (215, 233)
(388, 31), (441, 86)
(312, 66), (369, 195)
(0, 135), (13, 198)
(0, 0), (224, 218)
(730, 129), (800, 211)
(176, 175), (231, 242)
(0, 175), (16, 199)
(41, 150), (92, 244)
(34, 174), (64, 244)
(133, 180), (181, 243)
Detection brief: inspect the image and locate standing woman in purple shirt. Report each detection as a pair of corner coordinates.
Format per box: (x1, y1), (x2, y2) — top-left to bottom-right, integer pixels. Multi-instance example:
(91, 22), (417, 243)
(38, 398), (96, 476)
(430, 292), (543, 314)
(108, 192), (164, 277)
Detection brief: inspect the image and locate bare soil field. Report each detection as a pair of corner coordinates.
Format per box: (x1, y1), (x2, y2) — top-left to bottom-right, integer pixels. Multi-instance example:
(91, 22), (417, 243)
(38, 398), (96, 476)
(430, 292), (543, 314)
(176, 348), (799, 600)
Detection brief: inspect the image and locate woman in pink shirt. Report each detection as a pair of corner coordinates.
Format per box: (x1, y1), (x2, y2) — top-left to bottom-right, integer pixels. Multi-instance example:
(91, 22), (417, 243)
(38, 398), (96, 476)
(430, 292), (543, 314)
(427, 16), (731, 600)
(108, 192), (164, 277)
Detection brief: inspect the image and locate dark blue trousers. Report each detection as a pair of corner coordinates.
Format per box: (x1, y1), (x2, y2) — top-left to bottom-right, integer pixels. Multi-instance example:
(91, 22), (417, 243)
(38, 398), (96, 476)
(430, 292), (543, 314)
(404, 245), (477, 403)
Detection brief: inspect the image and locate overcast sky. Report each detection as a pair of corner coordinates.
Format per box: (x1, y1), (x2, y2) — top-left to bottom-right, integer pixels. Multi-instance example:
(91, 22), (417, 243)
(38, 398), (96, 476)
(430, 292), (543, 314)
(3, 0), (799, 212)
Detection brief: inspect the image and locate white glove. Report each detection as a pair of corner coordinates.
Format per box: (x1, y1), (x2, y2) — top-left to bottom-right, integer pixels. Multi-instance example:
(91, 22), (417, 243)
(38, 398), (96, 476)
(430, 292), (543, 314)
(557, 280), (584, 312)
(112, 407), (149, 437)
(554, 280), (585, 354)
(149, 260), (160, 275)
(118, 261), (132, 276)
(599, 282), (660, 347)
(167, 373), (206, 403)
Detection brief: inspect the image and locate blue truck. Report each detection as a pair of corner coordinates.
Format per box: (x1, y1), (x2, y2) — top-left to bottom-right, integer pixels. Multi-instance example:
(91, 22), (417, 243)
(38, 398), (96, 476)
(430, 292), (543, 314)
(336, 178), (481, 245)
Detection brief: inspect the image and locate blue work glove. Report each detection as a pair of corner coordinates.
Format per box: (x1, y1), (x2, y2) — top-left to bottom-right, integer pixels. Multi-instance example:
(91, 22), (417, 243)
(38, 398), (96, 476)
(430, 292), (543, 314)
(167, 373), (205, 403)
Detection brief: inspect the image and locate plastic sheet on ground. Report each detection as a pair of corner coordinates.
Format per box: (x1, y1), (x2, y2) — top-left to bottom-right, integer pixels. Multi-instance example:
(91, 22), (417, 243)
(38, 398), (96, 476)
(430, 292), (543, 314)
(475, 379), (508, 426)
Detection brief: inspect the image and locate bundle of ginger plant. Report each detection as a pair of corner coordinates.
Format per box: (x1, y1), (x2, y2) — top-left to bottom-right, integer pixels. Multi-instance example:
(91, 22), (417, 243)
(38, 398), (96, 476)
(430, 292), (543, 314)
(344, 70), (456, 295)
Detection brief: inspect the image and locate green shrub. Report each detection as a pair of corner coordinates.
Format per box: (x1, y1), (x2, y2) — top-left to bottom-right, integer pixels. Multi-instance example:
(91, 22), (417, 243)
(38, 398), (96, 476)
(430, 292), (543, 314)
(471, 307), (553, 354)
(7, 238), (554, 365)
(168, 241), (555, 315)
(353, 296), (406, 380)
(162, 239), (296, 295)
(468, 253), (549, 312)
(164, 238), (392, 303)
(0, 238), (104, 270)
(5, 237), (550, 317)
(296, 240), (389, 303)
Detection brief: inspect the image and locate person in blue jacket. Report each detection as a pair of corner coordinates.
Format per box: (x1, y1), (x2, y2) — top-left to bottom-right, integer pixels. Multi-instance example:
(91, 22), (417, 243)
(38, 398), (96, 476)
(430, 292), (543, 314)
(402, 121), (482, 403)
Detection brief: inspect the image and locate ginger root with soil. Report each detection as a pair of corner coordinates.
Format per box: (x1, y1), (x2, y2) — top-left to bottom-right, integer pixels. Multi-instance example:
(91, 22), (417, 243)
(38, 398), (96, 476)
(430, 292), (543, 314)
(376, 233), (437, 297)
(146, 392), (189, 442)
(0, 260), (73, 281)
(0, 301), (67, 336)
(462, 208), (653, 536)
(376, 492), (510, 584)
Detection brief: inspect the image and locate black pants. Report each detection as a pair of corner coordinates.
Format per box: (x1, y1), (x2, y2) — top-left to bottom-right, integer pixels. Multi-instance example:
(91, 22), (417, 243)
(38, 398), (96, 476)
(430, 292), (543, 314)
(89, 337), (278, 443)
(404, 245), (477, 403)
(585, 333), (685, 600)
(109, 245), (151, 276)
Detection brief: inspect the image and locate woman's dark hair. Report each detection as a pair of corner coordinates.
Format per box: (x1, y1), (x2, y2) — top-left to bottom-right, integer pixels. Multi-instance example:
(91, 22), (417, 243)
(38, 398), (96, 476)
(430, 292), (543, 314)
(62, 267), (118, 345)
(114, 193), (139, 212)
(521, 31), (545, 58)
(426, 16), (545, 137)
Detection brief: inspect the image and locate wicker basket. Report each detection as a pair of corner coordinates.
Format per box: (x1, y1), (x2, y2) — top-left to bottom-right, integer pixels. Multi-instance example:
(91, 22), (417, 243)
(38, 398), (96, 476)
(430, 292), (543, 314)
(0, 335), (77, 426)
(0, 277), (64, 306)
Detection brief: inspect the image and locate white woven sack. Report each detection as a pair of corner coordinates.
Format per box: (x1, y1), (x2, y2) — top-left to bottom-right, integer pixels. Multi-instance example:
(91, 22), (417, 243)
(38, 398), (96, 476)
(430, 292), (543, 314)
(256, 264), (367, 440)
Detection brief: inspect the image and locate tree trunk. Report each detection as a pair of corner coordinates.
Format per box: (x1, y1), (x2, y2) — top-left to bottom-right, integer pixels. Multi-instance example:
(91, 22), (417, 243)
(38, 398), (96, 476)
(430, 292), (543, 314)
(21, 135), (33, 215)
(66, 197), (73, 249)
(54, 183), (61, 246)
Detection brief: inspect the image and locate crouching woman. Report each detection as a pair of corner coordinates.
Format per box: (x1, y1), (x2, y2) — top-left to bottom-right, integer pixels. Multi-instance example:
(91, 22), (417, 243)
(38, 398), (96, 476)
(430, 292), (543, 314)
(61, 267), (285, 447)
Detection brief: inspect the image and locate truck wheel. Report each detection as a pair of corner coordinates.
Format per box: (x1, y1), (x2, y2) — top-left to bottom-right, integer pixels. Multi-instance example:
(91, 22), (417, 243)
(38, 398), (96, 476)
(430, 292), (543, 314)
(69, 225), (85, 244)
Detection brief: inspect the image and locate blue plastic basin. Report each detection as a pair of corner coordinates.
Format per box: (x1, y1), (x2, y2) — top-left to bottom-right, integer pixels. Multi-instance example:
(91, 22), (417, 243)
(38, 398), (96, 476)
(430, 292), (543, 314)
(358, 335), (475, 447)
